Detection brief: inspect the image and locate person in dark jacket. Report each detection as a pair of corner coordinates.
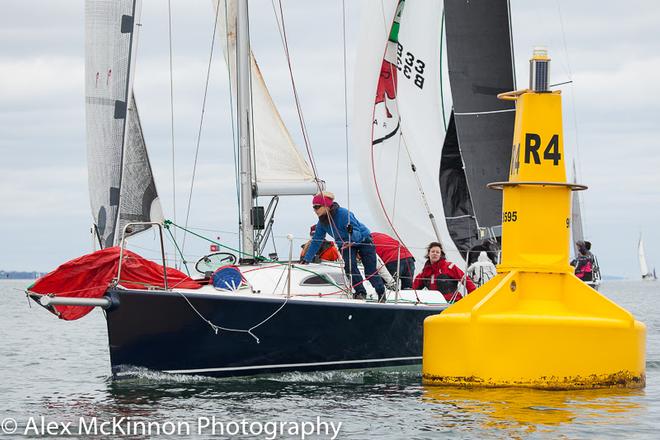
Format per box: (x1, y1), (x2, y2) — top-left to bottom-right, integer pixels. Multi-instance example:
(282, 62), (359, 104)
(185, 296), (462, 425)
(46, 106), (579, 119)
(300, 225), (340, 262)
(371, 232), (415, 289)
(413, 242), (476, 302)
(302, 191), (385, 302)
(570, 240), (595, 282)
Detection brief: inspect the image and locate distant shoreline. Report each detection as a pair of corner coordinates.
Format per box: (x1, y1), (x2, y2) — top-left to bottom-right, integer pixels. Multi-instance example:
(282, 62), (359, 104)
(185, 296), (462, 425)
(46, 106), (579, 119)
(0, 271), (44, 280)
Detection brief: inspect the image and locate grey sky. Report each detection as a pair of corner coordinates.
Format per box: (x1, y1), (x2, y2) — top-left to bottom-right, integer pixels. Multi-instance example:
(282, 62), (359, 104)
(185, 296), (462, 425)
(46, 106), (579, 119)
(0, 0), (658, 278)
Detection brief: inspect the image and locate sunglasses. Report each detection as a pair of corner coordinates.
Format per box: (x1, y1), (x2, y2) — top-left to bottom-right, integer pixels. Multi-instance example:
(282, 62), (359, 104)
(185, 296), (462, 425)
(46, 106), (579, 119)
(312, 205), (323, 210)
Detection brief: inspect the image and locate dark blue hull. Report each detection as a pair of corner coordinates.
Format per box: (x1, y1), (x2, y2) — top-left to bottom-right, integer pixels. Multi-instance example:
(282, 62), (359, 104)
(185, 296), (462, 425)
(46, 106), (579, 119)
(105, 289), (446, 378)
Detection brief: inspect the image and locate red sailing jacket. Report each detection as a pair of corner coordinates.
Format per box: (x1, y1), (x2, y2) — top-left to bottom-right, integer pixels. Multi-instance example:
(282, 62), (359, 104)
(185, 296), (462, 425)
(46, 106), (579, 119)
(413, 258), (476, 301)
(371, 232), (414, 264)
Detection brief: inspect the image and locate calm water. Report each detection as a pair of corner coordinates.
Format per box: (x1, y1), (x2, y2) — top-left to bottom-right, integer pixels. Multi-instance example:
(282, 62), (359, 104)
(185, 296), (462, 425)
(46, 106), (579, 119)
(2, 279), (660, 439)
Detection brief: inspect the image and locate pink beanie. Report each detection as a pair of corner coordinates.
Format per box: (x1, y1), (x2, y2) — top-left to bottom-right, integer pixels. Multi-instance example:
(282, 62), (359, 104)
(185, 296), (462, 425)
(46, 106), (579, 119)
(312, 192), (334, 207)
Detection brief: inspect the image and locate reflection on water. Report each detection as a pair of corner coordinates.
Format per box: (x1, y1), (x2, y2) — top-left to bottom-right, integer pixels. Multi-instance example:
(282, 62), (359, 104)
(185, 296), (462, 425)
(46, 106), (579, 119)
(423, 385), (644, 434)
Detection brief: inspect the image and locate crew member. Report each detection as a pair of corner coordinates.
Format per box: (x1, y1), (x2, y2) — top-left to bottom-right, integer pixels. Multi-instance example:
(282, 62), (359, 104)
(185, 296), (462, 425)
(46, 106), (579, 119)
(300, 225), (340, 262)
(371, 232), (415, 289)
(413, 242), (476, 302)
(302, 191), (385, 302)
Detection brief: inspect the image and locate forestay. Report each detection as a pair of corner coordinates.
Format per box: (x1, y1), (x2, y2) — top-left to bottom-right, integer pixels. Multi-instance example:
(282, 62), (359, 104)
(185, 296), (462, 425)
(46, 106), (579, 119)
(215, 0), (318, 197)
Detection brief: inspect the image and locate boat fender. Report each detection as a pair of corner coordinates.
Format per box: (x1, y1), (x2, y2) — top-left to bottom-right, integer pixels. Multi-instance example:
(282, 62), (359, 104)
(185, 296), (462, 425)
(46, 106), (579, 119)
(212, 266), (243, 291)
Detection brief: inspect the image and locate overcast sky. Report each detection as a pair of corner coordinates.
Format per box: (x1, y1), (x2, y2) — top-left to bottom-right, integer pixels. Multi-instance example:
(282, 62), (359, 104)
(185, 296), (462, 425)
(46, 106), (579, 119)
(1, 0), (658, 278)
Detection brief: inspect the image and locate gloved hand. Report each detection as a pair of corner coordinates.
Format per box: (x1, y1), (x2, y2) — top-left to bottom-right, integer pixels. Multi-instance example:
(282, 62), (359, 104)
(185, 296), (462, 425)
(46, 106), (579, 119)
(298, 259), (309, 265)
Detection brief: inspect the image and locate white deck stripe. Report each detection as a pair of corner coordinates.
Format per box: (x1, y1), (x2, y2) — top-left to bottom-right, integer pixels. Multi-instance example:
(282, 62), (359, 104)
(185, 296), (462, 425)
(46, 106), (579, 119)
(455, 108), (516, 116)
(163, 356), (422, 374)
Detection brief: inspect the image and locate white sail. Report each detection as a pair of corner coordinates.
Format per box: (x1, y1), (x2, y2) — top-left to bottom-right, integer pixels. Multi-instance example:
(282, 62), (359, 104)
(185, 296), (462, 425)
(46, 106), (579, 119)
(639, 235), (651, 278)
(353, 0), (456, 264)
(571, 160), (584, 255)
(214, 0), (318, 196)
(85, 0), (162, 247)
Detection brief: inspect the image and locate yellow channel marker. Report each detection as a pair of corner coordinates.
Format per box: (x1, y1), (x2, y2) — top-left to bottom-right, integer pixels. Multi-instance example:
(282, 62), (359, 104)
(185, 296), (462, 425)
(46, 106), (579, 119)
(422, 48), (646, 389)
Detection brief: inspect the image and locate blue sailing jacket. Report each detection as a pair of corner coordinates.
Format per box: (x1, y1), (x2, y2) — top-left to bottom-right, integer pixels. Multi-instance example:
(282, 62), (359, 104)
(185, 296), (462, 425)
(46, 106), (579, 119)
(303, 205), (371, 263)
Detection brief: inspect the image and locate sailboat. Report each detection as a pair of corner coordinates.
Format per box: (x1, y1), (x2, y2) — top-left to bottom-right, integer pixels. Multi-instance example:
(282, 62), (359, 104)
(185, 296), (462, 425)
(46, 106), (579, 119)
(570, 161), (601, 289)
(26, 0), (514, 378)
(638, 234), (657, 280)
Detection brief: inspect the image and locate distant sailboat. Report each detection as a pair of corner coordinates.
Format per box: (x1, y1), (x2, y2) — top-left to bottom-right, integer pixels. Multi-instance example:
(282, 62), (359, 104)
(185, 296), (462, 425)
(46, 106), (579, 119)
(638, 234), (657, 280)
(570, 161), (601, 289)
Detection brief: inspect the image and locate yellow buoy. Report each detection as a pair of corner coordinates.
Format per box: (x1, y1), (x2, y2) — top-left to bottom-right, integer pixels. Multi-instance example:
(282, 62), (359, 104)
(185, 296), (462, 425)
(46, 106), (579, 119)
(422, 48), (645, 389)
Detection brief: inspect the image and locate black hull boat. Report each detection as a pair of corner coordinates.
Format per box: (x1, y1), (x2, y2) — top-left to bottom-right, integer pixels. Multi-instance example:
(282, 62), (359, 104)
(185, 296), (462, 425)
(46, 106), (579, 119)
(106, 288), (446, 378)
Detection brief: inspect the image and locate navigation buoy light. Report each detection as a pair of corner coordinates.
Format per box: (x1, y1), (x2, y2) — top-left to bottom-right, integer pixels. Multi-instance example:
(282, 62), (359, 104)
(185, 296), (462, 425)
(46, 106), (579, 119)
(530, 46), (550, 92)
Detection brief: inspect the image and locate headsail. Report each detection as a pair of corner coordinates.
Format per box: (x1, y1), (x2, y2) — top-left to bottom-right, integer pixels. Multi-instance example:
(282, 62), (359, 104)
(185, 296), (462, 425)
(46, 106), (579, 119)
(214, 0), (318, 197)
(118, 93), (164, 238)
(85, 0), (162, 247)
(354, 0), (457, 264)
(353, 0), (515, 265)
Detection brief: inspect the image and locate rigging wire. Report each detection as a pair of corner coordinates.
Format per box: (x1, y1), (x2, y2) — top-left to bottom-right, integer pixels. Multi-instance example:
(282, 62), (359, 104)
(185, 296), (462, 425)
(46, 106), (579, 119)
(439, 8), (447, 130)
(340, 0), (353, 277)
(167, 0), (178, 268)
(555, 0), (587, 230)
(272, 0), (321, 188)
(181, 0), (222, 259)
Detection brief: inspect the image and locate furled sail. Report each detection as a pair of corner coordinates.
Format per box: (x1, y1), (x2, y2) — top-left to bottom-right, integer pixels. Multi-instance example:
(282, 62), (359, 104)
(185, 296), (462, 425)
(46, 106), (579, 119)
(353, 0), (514, 266)
(215, 0), (318, 196)
(85, 0), (162, 247)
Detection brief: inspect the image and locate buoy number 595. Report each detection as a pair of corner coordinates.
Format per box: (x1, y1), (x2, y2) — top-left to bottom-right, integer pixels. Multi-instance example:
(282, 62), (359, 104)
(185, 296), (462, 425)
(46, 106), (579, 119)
(503, 211), (518, 222)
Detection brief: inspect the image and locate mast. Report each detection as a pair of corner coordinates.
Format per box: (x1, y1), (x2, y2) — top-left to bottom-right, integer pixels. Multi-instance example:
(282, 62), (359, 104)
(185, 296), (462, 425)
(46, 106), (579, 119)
(237, 0), (255, 261)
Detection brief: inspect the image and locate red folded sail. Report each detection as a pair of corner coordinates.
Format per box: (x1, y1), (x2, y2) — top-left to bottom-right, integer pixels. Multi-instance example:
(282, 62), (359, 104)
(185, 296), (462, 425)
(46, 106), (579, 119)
(29, 247), (200, 320)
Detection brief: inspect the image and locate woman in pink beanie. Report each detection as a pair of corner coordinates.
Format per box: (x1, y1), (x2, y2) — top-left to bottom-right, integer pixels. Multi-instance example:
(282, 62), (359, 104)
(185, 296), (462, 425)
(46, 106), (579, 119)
(301, 191), (385, 302)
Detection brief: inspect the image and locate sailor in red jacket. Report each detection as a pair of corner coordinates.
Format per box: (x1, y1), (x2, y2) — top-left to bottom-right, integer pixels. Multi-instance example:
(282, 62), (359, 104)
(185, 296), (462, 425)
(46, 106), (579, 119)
(412, 242), (476, 302)
(371, 232), (415, 289)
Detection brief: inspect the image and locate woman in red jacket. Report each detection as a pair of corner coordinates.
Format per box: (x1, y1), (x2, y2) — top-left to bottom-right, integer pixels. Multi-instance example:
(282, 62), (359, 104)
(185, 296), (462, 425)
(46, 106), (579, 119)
(412, 242), (476, 302)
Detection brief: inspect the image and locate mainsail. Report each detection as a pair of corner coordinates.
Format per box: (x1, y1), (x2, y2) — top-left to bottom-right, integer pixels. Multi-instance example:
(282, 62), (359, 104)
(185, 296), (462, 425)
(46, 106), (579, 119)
(85, 0), (162, 247)
(353, 0), (514, 265)
(215, 0), (318, 197)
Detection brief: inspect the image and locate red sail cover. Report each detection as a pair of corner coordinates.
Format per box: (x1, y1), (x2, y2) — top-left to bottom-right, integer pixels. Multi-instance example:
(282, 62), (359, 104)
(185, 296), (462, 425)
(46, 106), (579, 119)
(29, 247), (201, 320)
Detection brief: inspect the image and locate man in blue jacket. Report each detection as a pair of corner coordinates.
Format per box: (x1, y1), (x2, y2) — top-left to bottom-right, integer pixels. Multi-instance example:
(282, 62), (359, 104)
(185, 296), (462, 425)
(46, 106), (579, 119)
(302, 191), (385, 302)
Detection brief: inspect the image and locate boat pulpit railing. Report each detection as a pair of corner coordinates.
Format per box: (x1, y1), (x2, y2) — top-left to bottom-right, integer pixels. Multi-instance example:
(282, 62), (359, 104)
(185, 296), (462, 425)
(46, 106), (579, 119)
(117, 222), (169, 291)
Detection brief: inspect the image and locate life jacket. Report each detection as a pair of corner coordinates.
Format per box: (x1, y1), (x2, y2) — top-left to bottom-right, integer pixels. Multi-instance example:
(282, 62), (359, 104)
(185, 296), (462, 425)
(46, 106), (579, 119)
(574, 255), (593, 281)
(318, 241), (340, 261)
